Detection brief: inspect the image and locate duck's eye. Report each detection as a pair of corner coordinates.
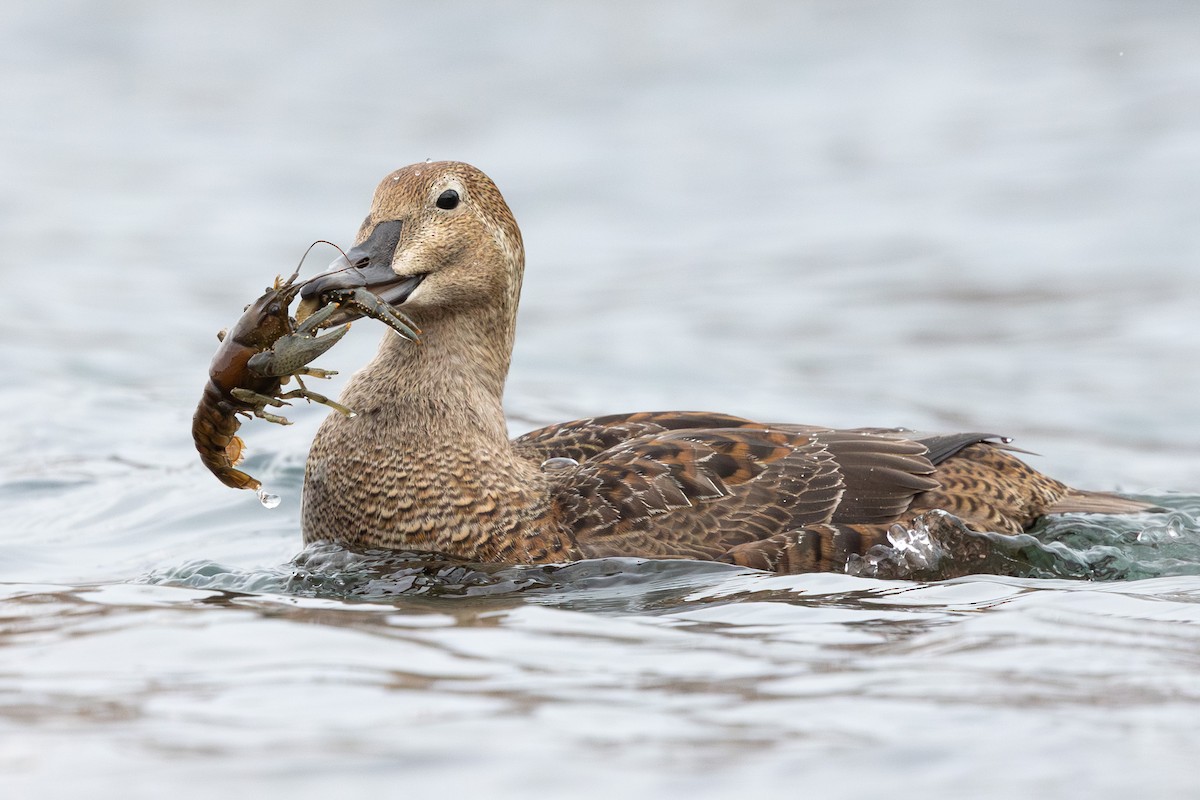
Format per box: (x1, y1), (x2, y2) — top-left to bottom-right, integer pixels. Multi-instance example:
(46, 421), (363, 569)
(435, 189), (460, 210)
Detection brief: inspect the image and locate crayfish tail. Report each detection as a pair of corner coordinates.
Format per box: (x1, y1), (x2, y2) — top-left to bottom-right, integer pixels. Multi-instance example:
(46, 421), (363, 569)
(225, 435), (247, 466)
(221, 466), (262, 492)
(204, 435), (262, 491)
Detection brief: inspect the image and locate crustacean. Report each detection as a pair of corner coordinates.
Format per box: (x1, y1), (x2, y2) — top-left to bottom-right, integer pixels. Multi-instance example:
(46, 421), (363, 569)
(192, 248), (419, 499)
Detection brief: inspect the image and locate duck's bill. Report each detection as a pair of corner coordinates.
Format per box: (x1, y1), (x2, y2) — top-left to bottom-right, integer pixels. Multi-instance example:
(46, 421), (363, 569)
(295, 220), (424, 332)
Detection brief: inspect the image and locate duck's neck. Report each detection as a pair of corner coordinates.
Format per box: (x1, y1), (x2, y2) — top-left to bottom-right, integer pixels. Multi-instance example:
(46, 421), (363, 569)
(303, 301), (549, 557)
(340, 303), (516, 449)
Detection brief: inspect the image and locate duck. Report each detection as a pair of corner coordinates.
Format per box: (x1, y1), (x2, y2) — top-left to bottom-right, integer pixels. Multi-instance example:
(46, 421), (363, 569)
(294, 161), (1155, 574)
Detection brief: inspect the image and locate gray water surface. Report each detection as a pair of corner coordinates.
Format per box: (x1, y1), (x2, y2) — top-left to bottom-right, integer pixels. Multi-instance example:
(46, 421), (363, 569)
(2, 2), (1200, 798)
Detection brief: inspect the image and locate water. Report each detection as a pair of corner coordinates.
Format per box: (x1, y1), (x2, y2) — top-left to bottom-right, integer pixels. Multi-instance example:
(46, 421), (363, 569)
(3, 1), (1200, 797)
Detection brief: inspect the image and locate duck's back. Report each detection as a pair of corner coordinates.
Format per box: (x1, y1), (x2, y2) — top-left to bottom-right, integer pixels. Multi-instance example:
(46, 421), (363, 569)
(513, 411), (1151, 572)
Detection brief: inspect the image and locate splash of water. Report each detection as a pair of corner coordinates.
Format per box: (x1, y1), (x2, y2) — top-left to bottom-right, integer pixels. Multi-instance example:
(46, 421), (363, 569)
(845, 497), (1200, 581)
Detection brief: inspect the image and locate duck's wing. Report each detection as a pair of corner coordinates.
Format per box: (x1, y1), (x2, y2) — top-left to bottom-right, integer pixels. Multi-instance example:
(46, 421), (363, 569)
(512, 411), (767, 463)
(542, 425), (948, 561)
(514, 412), (1009, 469)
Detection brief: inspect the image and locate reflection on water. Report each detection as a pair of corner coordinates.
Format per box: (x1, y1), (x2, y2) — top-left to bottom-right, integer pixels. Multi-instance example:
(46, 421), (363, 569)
(2, 0), (1200, 797)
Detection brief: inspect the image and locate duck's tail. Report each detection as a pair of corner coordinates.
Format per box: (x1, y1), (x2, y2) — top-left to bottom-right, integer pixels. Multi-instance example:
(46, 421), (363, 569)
(1046, 489), (1164, 516)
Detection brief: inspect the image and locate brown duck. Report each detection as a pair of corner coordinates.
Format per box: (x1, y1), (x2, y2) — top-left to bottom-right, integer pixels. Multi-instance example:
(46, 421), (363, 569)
(295, 161), (1154, 574)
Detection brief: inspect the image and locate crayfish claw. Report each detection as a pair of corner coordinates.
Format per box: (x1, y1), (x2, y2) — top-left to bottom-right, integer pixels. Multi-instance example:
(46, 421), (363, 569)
(247, 323), (350, 378)
(337, 287), (421, 342)
(293, 301), (342, 336)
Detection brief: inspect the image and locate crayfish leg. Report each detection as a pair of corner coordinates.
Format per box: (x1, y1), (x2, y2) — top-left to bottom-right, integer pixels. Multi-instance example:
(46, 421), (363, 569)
(230, 388), (289, 409)
(254, 409), (294, 425)
(278, 387), (356, 418)
(295, 367), (338, 379)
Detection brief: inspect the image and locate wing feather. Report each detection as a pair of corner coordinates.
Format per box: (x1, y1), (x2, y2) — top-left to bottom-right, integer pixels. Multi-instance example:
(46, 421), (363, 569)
(518, 412), (1027, 563)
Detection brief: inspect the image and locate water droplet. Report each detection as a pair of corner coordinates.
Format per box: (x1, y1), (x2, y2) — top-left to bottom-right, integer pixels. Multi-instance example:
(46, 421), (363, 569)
(257, 489), (281, 509)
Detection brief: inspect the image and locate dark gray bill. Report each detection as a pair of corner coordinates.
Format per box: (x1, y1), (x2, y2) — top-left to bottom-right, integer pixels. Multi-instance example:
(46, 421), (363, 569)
(297, 220), (427, 326)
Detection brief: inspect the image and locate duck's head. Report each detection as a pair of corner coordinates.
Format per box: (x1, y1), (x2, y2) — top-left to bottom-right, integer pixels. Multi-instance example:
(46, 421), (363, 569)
(297, 161), (524, 329)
